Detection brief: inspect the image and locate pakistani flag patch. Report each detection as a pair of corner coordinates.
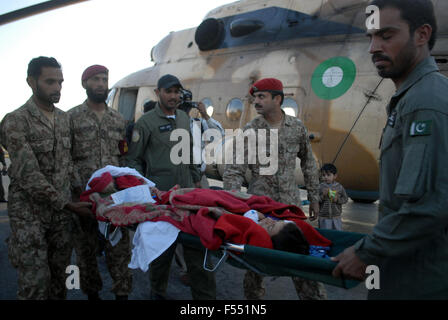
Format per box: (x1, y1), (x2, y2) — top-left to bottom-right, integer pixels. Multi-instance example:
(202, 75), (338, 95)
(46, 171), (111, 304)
(410, 120), (432, 137)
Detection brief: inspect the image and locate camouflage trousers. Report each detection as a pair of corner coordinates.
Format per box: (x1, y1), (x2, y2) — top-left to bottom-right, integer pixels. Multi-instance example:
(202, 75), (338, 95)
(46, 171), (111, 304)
(7, 214), (73, 300)
(150, 239), (216, 300)
(244, 270), (327, 300)
(72, 215), (133, 296)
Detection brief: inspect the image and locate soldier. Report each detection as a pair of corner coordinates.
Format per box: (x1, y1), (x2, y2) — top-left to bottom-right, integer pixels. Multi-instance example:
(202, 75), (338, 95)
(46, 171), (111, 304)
(0, 145), (7, 202)
(223, 77), (326, 300)
(332, 0), (448, 299)
(126, 74), (216, 300)
(68, 65), (132, 300)
(0, 56), (92, 300)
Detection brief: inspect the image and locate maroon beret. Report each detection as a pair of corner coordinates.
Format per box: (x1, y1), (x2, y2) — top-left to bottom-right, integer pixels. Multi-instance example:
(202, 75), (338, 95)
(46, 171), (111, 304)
(249, 78), (283, 96)
(81, 65), (109, 82)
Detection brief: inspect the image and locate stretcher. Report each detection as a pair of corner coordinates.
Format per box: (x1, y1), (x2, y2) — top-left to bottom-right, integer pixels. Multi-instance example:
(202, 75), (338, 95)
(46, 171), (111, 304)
(91, 167), (365, 289)
(178, 228), (366, 289)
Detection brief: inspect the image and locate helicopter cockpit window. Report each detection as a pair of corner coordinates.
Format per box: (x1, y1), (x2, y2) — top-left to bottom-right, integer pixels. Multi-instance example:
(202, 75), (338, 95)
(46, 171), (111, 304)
(106, 88), (116, 108)
(226, 98), (243, 121)
(118, 89), (138, 122)
(282, 98), (299, 117)
(201, 98), (214, 117)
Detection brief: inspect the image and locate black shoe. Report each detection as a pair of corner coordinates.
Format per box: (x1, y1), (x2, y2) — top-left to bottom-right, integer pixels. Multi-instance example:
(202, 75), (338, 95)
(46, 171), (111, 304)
(0, 199), (7, 203)
(150, 291), (167, 300)
(88, 292), (102, 300)
(115, 295), (128, 300)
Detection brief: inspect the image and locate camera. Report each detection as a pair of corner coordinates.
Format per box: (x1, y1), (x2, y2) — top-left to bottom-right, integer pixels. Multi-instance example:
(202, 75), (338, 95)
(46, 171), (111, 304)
(179, 89), (198, 110)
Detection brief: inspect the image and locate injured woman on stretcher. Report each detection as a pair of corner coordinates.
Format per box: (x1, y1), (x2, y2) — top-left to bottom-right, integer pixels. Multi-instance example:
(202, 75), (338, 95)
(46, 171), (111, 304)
(81, 166), (332, 272)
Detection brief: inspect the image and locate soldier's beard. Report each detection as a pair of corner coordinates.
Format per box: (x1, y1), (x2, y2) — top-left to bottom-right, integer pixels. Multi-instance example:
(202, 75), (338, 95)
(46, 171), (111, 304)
(86, 87), (108, 103)
(35, 82), (60, 104)
(160, 97), (178, 111)
(376, 37), (417, 80)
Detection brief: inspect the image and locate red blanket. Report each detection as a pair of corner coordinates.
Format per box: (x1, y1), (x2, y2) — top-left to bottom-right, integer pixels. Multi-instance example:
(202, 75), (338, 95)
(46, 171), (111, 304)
(165, 188), (331, 247)
(90, 184), (332, 250)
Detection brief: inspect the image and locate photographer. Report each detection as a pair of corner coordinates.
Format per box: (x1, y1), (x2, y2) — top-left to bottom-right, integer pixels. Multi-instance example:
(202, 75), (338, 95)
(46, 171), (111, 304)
(175, 89), (225, 287)
(178, 89), (224, 188)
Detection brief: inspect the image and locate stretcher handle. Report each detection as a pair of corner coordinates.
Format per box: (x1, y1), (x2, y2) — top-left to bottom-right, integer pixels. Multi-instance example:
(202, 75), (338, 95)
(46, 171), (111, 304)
(202, 242), (245, 272)
(103, 222), (120, 241)
(202, 242), (268, 276)
(203, 248), (230, 272)
(222, 243), (245, 252)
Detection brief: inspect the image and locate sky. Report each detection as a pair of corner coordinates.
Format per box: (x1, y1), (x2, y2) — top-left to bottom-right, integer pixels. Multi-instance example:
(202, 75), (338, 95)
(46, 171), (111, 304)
(0, 0), (231, 120)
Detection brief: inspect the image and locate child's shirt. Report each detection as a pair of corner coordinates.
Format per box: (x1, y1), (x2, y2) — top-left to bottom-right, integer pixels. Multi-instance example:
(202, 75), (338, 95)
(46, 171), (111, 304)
(318, 182), (348, 218)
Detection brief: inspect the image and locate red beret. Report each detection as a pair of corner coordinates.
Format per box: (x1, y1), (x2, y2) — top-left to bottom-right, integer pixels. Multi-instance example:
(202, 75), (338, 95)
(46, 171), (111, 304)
(249, 78), (283, 96)
(81, 65), (109, 82)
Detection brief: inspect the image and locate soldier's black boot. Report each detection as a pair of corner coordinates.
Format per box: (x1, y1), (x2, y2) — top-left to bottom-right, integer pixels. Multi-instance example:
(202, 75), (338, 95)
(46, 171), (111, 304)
(115, 295), (128, 300)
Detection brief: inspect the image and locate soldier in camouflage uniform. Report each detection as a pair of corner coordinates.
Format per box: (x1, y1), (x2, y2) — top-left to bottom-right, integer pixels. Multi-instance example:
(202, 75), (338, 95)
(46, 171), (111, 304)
(0, 144), (7, 202)
(223, 78), (326, 300)
(0, 56), (92, 300)
(68, 65), (132, 300)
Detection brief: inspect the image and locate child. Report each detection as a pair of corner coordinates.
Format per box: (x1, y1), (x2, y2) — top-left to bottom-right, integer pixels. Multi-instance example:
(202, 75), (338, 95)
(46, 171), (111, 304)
(255, 211), (310, 254)
(318, 163), (348, 230)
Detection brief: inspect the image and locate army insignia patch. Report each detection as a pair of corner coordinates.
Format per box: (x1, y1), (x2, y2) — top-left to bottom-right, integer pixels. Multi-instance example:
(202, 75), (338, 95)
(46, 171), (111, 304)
(410, 120), (432, 137)
(132, 130), (140, 142)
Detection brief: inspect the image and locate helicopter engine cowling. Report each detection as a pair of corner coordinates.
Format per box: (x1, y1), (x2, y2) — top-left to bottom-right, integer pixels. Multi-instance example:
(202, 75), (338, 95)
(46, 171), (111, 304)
(195, 18), (226, 51)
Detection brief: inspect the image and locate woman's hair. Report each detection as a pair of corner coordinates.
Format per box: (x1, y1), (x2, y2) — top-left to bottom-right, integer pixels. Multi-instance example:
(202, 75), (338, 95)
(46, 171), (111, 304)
(270, 223), (309, 254)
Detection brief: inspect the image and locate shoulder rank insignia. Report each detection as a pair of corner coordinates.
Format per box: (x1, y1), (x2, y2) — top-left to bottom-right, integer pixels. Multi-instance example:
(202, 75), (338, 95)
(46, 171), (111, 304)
(410, 120), (432, 137)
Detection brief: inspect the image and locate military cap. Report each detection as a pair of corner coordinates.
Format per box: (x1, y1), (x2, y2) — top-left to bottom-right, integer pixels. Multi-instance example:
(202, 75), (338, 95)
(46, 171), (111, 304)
(157, 74), (183, 89)
(249, 78), (283, 96)
(82, 65), (109, 82)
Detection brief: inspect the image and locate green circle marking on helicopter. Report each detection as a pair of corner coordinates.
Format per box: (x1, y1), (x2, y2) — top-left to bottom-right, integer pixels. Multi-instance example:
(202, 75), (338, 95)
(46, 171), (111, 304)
(311, 57), (356, 100)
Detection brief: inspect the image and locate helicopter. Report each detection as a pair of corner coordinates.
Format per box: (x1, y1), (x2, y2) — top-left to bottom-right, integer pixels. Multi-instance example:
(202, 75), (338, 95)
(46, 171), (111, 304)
(107, 0), (448, 202)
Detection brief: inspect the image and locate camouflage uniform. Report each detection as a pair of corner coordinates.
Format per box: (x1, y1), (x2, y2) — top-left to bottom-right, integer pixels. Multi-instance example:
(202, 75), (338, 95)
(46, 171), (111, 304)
(68, 101), (132, 297)
(0, 98), (75, 300)
(0, 144), (6, 201)
(223, 113), (319, 205)
(223, 112), (327, 300)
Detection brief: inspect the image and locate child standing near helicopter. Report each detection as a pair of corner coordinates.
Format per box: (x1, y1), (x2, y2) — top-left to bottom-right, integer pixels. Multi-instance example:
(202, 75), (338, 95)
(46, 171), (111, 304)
(318, 163), (348, 230)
